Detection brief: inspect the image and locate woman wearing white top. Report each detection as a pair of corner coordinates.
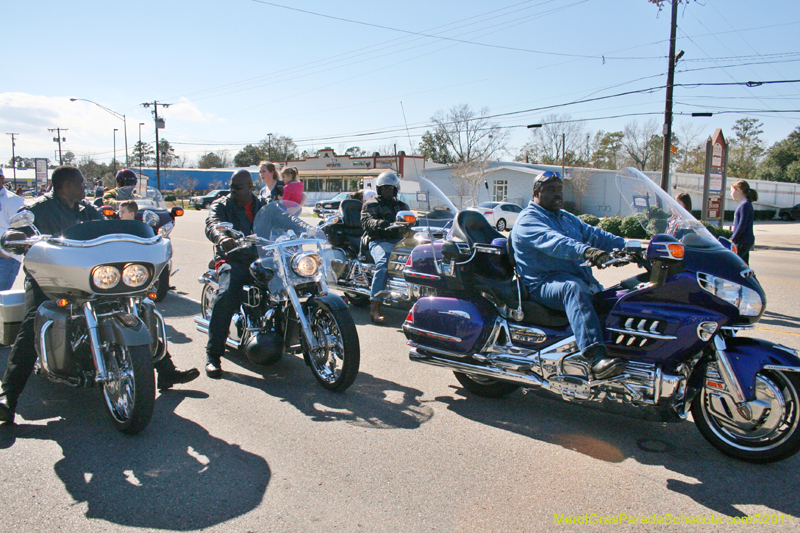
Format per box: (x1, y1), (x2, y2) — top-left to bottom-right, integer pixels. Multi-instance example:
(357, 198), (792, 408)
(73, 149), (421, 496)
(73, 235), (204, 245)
(0, 168), (26, 290)
(257, 161), (283, 201)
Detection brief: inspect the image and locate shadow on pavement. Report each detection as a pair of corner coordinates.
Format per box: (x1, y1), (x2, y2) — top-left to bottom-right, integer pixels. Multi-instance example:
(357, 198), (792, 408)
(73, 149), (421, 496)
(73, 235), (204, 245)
(434, 384), (800, 518)
(758, 310), (800, 330)
(0, 377), (269, 530)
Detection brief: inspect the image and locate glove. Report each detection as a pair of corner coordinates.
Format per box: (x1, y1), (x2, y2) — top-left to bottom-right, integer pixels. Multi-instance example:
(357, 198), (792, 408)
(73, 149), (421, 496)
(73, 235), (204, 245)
(378, 219), (391, 229)
(583, 247), (612, 268)
(219, 237), (238, 253)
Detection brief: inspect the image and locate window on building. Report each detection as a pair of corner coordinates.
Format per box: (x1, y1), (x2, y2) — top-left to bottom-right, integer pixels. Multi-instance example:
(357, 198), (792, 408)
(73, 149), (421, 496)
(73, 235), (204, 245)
(304, 178), (322, 192)
(492, 180), (508, 202)
(325, 179), (343, 192)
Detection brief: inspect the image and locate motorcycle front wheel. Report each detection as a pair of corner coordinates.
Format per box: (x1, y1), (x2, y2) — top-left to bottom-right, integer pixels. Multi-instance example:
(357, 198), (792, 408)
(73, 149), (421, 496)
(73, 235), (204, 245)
(153, 267), (170, 302)
(304, 302), (360, 391)
(101, 344), (156, 435)
(692, 368), (800, 463)
(200, 282), (216, 321)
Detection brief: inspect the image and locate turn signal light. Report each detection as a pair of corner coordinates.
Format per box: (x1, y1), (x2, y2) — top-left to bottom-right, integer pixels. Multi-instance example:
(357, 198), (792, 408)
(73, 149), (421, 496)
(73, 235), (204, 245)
(403, 214), (416, 223)
(102, 208), (115, 217)
(147, 292), (158, 300)
(56, 298), (69, 307)
(667, 243), (685, 258)
(173, 208), (184, 217)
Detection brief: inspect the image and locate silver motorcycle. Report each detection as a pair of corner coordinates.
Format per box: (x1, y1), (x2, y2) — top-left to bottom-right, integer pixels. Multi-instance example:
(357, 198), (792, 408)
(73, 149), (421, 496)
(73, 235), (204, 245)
(0, 211), (171, 434)
(194, 200), (360, 391)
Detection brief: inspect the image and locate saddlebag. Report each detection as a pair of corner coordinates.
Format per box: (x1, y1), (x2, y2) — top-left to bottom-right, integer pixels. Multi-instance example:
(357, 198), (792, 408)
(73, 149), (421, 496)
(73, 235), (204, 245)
(33, 301), (73, 373)
(403, 296), (496, 355)
(0, 290), (25, 346)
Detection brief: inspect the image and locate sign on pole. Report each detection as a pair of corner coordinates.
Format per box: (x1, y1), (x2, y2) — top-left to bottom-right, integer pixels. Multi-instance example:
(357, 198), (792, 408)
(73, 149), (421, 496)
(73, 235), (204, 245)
(701, 129), (727, 226)
(35, 158), (48, 193)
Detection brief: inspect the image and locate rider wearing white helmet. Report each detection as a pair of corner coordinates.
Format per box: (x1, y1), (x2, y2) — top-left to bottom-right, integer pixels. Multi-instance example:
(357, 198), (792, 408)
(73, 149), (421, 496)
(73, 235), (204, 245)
(360, 171), (409, 323)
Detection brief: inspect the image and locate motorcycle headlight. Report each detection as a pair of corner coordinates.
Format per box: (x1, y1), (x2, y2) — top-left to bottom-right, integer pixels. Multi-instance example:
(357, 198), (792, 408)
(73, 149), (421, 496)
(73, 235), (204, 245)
(158, 221), (175, 237)
(122, 264), (150, 288)
(291, 251), (321, 277)
(92, 265), (121, 289)
(697, 273), (763, 316)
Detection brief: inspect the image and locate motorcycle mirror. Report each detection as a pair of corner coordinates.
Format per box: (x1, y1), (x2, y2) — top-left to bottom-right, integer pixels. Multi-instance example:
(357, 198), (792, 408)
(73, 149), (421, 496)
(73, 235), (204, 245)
(9, 211), (35, 228)
(142, 210), (160, 227)
(216, 222), (234, 231)
(395, 210), (416, 224)
(170, 206), (184, 217)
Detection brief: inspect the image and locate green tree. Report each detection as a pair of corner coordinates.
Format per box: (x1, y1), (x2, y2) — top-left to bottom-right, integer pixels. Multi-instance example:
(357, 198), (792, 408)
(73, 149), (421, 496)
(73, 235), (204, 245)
(234, 144), (266, 167)
(78, 156), (113, 184)
(728, 117), (764, 180)
(62, 151), (76, 165)
(198, 152), (225, 169)
(8, 156), (35, 168)
(419, 130), (455, 164)
(590, 131), (624, 169)
(260, 134), (298, 161)
(131, 141), (154, 168)
(344, 146), (367, 157)
(423, 104), (508, 164)
(757, 126), (800, 183)
(157, 139), (178, 168)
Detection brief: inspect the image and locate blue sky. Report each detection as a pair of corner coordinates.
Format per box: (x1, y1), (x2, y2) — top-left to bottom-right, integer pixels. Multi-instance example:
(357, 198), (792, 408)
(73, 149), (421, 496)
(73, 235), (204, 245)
(2, 0), (798, 167)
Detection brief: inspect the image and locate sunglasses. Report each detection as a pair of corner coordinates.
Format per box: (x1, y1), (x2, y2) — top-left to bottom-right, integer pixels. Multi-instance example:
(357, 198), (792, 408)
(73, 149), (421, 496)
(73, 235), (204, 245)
(230, 183), (251, 191)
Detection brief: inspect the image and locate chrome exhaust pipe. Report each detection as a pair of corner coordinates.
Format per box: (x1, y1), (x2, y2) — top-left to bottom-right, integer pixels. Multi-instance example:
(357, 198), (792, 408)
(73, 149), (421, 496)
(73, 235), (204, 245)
(194, 316), (240, 350)
(409, 348), (545, 389)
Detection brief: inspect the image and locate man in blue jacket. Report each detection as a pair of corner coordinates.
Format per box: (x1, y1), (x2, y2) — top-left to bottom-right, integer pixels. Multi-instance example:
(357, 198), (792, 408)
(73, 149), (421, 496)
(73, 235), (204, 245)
(511, 172), (626, 379)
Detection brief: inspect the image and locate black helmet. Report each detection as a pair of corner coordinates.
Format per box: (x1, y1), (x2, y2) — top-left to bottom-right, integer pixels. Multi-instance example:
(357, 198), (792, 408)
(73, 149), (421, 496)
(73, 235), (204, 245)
(244, 331), (284, 365)
(115, 169), (138, 187)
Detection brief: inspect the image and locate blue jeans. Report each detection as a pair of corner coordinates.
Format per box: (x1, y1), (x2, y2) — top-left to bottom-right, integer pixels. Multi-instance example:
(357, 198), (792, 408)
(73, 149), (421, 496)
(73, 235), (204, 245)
(206, 261), (253, 359)
(0, 256), (21, 291)
(368, 239), (398, 302)
(528, 273), (603, 352)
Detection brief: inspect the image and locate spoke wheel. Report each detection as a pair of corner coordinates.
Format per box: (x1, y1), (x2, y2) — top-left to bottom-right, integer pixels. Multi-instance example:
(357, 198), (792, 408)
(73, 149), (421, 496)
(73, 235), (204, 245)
(102, 344), (155, 434)
(692, 368), (800, 463)
(305, 303), (360, 391)
(201, 283), (216, 321)
(496, 218), (507, 232)
(454, 371), (520, 398)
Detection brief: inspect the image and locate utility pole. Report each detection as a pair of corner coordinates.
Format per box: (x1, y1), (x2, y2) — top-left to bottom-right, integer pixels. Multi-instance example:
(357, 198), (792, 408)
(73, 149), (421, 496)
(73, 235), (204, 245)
(660, 0), (679, 192)
(141, 101), (171, 189)
(113, 128), (118, 174)
(48, 128), (68, 165)
(267, 133), (273, 161)
(561, 133), (566, 178)
(138, 122), (145, 176)
(6, 133), (19, 188)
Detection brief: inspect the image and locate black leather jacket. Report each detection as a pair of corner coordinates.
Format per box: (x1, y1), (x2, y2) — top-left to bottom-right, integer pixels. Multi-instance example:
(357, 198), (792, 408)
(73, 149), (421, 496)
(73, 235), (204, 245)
(20, 192), (104, 236)
(361, 196), (410, 241)
(205, 193), (266, 264)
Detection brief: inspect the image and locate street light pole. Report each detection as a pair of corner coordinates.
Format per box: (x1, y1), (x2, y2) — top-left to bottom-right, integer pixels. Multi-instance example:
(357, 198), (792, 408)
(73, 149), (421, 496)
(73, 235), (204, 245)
(113, 129), (118, 174)
(70, 98), (128, 167)
(141, 101), (171, 190)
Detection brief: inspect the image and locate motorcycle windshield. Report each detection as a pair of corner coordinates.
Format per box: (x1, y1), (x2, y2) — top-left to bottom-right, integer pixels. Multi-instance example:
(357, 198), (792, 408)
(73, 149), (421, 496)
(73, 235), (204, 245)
(615, 167), (723, 250)
(252, 200), (333, 290)
(399, 176), (458, 227)
(134, 187), (169, 211)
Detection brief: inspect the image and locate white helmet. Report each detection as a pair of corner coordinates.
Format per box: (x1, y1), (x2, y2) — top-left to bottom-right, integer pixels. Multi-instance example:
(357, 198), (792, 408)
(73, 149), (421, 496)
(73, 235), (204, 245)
(376, 171), (400, 188)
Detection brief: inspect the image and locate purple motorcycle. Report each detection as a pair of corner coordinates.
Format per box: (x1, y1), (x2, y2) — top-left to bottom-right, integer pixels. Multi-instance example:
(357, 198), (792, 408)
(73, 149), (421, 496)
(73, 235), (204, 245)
(401, 167), (800, 463)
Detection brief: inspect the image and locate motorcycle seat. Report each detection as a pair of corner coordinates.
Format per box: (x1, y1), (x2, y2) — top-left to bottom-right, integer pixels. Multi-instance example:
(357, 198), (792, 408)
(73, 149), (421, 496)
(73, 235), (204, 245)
(340, 199), (363, 230)
(472, 274), (569, 328)
(451, 210), (504, 247)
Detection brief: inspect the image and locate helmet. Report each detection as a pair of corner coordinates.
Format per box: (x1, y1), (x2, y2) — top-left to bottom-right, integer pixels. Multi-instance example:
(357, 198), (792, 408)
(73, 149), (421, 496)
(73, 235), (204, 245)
(532, 171), (562, 193)
(244, 331), (284, 365)
(115, 169), (138, 187)
(376, 171), (400, 188)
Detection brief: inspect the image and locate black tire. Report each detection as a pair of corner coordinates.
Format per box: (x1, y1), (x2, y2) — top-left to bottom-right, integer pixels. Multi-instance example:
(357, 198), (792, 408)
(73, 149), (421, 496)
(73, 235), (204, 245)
(344, 292), (370, 307)
(101, 344), (155, 435)
(304, 302), (360, 391)
(153, 267), (170, 302)
(780, 212), (791, 221)
(692, 367), (800, 463)
(454, 371), (520, 398)
(496, 218), (507, 232)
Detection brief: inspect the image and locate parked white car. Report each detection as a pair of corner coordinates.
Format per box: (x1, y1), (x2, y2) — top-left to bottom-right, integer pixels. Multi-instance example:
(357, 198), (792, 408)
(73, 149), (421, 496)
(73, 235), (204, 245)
(466, 202), (523, 231)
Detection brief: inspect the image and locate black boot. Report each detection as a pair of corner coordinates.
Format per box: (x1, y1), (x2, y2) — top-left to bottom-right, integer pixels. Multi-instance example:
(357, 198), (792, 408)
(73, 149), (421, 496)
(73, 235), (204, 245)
(0, 395), (17, 424)
(157, 367), (200, 390)
(581, 344), (624, 380)
(205, 355), (222, 379)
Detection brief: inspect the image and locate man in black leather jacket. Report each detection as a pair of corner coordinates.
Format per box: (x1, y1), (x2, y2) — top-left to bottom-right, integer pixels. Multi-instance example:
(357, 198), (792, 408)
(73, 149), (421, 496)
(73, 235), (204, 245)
(203, 170), (265, 378)
(0, 166), (198, 424)
(360, 171), (409, 324)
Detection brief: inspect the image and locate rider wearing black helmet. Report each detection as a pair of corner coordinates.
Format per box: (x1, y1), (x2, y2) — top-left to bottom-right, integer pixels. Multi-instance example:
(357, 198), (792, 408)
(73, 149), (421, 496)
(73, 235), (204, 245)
(103, 169), (141, 207)
(360, 171), (409, 324)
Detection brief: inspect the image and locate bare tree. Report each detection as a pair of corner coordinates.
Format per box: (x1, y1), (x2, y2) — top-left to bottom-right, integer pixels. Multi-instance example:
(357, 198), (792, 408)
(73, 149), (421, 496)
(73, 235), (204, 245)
(566, 168), (593, 214)
(427, 104), (508, 163)
(449, 159), (489, 209)
(209, 179), (227, 191)
(173, 175), (199, 208)
(621, 118), (661, 171)
(674, 122), (704, 173)
(516, 114), (587, 166)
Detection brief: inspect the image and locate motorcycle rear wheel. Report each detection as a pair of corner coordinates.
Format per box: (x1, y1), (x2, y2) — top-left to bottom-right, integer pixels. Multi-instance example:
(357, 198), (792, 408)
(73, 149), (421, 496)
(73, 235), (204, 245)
(101, 344), (155, 435)
(305, 302), (360, 391)
(692, 368), (800, 463)
(454, 372), (520, 398)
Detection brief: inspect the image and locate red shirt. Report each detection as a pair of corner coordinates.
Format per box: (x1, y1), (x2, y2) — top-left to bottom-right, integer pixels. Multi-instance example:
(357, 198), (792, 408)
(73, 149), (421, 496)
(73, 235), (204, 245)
(283, 181), (304, 206)
(242, 199), (255, 223)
